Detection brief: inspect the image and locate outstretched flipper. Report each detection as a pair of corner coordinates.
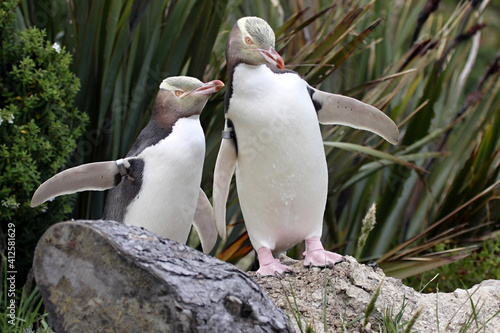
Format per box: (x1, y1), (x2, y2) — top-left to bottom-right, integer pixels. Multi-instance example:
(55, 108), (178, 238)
(308, 86), (399, 145)
(192, 188), (217, 254)
(30, 159), (129, 207)
(212, 123), (238, 240)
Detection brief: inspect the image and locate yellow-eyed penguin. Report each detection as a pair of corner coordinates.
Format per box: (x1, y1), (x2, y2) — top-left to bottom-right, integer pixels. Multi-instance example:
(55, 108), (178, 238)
(31, 76), (224, 254)
(213, 17), (399, 276)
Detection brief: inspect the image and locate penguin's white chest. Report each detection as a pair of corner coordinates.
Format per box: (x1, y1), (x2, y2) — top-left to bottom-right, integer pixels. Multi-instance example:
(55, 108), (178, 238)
(124, 116), (205, 243)
(227, 64), (328, 252)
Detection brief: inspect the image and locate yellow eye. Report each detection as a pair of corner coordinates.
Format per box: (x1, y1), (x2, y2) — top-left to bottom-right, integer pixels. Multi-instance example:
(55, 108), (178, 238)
(244, 36), (253, 45)
(174, 90), (184, 97)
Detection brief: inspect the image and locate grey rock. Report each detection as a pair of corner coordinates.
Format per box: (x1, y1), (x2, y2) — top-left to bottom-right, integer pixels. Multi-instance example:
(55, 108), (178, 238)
(33, 220), (293, 333)
(248, 255), (500, 333)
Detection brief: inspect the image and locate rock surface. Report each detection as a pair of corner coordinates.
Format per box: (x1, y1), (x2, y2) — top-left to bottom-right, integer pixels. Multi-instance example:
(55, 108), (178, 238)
(33, 219), (500, 333)
(33, 220), (292, 333)
(248, 256), (500, 333)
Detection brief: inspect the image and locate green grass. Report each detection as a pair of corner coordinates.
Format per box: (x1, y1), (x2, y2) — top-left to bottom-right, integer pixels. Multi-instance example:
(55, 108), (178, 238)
(0, 257), (53, 333)
(376, 297), (424, 333)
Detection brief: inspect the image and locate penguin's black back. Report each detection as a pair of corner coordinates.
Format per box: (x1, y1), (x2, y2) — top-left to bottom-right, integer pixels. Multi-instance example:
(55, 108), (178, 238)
(102, 158), (145, 222)
(102, 120), (172, 222)
(126, 120), (173, 157)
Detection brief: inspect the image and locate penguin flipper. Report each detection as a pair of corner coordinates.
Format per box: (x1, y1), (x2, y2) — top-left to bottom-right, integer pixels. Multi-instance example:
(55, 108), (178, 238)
(213, 126), (237, 240)
(309, 86), (399, 145)
(193, 188), (217, 254)
(30, 161), (123, 207)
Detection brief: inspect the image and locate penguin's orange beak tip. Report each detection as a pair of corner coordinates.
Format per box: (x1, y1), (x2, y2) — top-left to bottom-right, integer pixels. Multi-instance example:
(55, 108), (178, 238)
(193, 80), (225, 95)
(276, 57), (285, 70)
(212, 80), (225, 91)
(258, 47), (285, 70)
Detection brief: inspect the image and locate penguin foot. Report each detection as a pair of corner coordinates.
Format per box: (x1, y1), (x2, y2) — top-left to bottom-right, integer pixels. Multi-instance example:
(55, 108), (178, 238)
(256, 247), (293, 278)
(256, 263), (293, 278)
(303, 250), (345, 268)
(303, 237), (345, 268)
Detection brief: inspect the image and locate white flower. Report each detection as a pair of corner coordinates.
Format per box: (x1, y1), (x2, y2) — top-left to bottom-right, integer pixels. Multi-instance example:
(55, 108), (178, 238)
(0, 110), (14, 125)
(52, 42), (61, 53)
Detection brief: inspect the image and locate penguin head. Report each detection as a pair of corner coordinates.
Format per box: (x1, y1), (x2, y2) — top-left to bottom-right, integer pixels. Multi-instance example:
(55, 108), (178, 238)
(155, 76), (224, 120)
(226, 17), (285, 71)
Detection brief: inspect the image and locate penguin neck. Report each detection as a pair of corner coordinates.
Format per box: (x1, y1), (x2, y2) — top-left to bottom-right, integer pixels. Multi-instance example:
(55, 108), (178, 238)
(181, 114), (200, 121)
(231, 64), (278, 96)
(151, 112), (199, 128)
(225, 62), (267, 113)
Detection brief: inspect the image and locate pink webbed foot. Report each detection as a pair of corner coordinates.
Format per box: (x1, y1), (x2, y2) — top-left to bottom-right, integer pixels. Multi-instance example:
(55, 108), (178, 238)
(256, 247), (293, 278)
(303, 237), (345, 268)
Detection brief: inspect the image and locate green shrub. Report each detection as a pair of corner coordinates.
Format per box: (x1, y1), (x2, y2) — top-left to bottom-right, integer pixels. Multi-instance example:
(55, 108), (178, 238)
(0, 0), (88, 282)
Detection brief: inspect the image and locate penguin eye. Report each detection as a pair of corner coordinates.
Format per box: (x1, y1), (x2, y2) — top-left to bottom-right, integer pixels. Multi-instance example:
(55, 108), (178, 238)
(174, 90), (184, 97)
(244, 36), (253, 45)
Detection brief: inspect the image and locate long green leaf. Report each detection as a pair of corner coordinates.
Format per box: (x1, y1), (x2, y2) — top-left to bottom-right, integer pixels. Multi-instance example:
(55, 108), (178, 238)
(324, 141), (427, 173)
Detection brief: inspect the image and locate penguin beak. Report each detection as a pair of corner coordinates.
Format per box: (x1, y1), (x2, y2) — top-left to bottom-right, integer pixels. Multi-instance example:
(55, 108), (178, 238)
(258, 46), (285, 70)
(191, 80), (225, 95)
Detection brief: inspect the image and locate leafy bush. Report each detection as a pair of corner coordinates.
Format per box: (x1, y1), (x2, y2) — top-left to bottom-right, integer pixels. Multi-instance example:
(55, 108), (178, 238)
(0, 0), (87, 281)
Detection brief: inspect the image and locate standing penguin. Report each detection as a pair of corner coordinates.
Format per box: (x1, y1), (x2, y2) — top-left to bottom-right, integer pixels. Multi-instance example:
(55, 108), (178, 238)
(213, 17), (399, 276)
(31, 76), (224, 254)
